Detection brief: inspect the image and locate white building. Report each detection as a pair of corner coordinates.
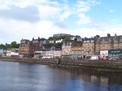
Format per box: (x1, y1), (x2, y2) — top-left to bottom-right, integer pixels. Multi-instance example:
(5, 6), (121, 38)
(6, 48), (19, 57)
(34, 50), (62, 59)
(55, 39), (63, 43)
(34, 51), (45, 59)
(100, 50), (108, 59)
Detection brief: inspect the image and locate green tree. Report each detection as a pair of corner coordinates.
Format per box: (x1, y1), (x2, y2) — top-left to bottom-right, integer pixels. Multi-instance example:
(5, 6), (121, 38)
(5, 43), (11, 48)
(63, 37), (72, 42)
(0, 44), (6, 49)
(40, 38), (46, 41)
(10, 41), (20, 48)
(48, 37), (54, 40)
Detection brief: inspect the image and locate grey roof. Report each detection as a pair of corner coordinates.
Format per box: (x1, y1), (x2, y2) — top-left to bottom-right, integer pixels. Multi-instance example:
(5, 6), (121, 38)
(82, 37), (95, 42)
(21, 39), (30, 44)
(95, 35), (122, 43)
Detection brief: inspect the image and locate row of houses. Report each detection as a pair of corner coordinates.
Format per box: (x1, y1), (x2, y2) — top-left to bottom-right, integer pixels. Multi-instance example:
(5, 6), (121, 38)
(19, 34), (122, 59)
(62, 34), (122, 60)
(1, 34), (122, 60)
(0, 48), (19, 57)
(19, 34), (81, 58)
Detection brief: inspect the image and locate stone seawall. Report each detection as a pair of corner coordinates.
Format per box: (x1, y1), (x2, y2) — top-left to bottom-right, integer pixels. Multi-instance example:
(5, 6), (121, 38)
(0, 57), (122, 72)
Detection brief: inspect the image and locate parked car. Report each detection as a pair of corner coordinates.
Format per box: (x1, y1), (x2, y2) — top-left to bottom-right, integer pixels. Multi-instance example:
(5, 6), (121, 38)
(42, 54), (53, 59)
(90, 55), (99, 60)
(108, 57), (119, 61)
(70, 54), (82, 60)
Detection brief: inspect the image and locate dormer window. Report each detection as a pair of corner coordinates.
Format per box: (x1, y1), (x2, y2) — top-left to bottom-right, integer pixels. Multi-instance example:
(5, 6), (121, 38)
(33, 40), (38, 43)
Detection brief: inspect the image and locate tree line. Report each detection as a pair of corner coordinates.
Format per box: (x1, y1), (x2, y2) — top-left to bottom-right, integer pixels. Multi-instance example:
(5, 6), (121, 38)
(0, 41), (20, 49)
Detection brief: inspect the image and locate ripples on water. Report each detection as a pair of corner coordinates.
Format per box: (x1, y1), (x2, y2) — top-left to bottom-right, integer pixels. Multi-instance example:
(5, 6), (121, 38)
(0, 61), (122, 91)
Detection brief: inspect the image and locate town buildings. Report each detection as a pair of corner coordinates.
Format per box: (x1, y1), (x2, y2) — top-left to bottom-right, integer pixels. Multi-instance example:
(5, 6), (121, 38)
(62, 42), (72, 56)
(18, 33), (122, 59)
(19, 39), (31, 58)
(82, 38), (95, 55)
(95, 34), (122, 55)
(62, 34), (122, 59)
(19, 38), (46, 58)
(0, 48), (19, 58)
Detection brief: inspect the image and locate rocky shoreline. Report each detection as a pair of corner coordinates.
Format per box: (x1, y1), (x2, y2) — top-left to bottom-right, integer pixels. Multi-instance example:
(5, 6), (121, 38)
(0, 57), (122, 73)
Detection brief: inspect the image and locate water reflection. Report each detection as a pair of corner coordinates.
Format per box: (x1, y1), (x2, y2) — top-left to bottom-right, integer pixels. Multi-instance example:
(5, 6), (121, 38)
(64, 69), (122, 91)
(0, 61), (121, 91)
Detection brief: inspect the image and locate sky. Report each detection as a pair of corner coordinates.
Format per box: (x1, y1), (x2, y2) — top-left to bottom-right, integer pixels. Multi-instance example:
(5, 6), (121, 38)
(0, 0), (122, 44)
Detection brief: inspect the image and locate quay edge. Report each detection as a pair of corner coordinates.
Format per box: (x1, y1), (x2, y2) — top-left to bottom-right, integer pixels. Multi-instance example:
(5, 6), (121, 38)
(0, 58), (122, 73)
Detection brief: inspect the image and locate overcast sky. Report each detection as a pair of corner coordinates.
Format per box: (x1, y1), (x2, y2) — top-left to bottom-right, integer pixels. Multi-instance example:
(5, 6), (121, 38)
(0, 0), (122, 44)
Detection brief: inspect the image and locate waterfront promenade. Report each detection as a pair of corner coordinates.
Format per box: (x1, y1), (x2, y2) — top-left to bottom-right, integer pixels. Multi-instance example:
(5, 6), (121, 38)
(0, 57), (122, 72)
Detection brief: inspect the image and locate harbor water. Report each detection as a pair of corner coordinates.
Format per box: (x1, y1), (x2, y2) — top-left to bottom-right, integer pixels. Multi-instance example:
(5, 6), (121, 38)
(0, 61), (122, 91)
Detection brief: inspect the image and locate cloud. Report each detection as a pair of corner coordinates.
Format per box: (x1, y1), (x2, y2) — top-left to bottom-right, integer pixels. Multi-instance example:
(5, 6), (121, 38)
(0, 16), (122, 44)
(59, 5), (72, 21)
(70, 23), (122, 38)
(75, 0), (101, 24)
(38, 1), (73, 22)
(0, 0), (100, 24)
(1, 0), (121, 44)
(109, 9), (115, 13)
(54, 22), (67, 29)
(77, 13), (91, 24)
(38, 5), (61, 20)
(76, 1), (91, 13)
(0, 5), (40, 22)
(0, 0), (52, 9)
(0, 18), (69, 44)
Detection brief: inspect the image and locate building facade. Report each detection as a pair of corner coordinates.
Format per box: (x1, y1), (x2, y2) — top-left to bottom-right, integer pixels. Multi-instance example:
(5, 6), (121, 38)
(95, 34), (122, 55)
(71, 47), (83, 55)
(19, 38), (44, 58)
(19, 39), (31, 57)
(19, 34), (122, 58)
(82, 38), (95, 55)
(62, 42), (72, 56)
